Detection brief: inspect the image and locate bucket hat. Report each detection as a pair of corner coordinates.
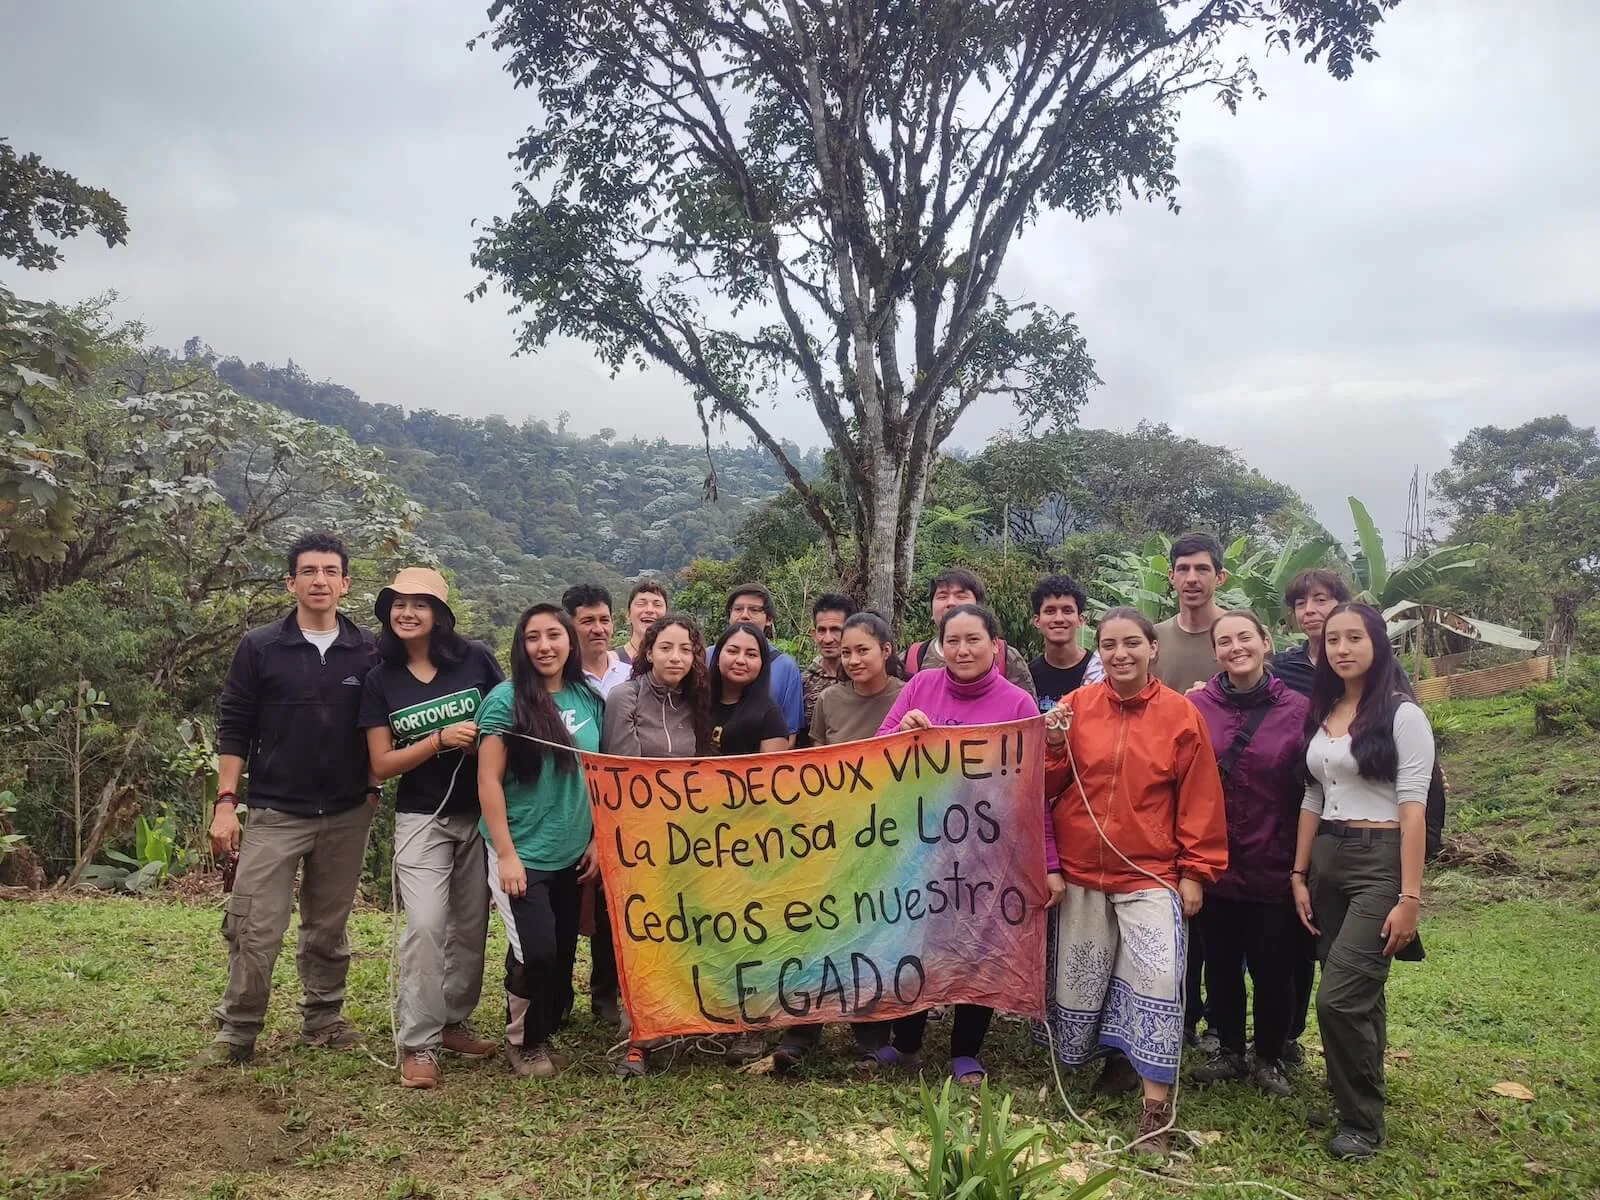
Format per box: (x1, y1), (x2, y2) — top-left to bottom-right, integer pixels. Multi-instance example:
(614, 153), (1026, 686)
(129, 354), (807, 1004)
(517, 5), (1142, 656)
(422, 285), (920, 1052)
(376, 566), (453, 626)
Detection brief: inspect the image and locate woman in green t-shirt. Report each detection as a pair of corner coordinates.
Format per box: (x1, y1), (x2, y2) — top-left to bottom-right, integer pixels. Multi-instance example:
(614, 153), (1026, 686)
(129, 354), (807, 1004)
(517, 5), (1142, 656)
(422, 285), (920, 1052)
(478, 603), (603, 1079)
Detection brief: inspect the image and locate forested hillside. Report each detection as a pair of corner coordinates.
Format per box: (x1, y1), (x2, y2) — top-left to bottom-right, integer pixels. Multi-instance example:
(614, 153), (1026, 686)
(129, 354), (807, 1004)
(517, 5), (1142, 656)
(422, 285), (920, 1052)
(214, 357), (820, 624)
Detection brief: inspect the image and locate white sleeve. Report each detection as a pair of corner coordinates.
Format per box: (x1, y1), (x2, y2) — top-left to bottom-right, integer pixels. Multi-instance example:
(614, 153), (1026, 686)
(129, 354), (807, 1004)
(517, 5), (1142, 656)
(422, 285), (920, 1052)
(1301, 779), (1325, 815)
(1083, 652), (1104, 684)
(1392, 702), (1436, 805)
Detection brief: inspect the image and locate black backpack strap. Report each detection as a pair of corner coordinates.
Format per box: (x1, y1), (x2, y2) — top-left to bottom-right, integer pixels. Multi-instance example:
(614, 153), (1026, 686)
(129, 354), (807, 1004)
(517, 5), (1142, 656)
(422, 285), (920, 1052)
(1217, 701), (1273, 780)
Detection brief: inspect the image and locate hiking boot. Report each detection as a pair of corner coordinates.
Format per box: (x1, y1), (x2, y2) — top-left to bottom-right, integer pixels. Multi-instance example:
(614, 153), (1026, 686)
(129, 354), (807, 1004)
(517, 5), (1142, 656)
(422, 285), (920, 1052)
(1133, 1098), (1173, 1159)
(1251, 1057), (1294, 1097)
(1281, 1039), (1306, 1069)
(400, 1050), (440, 1089)
(615, 1045), (650, 1079)
(518, 1042), (558, 1079)
(1326, 1129), (1381, 1160)
(1191, 1050), (1247, 1085)
(725, 1031), (766, 1065)
(1094, 1052), (1141, 1096)
(1194, 1028), (1221, 1055)
(504, 1042), (539, 1078)
(193, 1039), (254, 1067)
(771, 1042), (808, 1076)
(441, 1022), (495, 1059)
(301, 1019), (361, 1049)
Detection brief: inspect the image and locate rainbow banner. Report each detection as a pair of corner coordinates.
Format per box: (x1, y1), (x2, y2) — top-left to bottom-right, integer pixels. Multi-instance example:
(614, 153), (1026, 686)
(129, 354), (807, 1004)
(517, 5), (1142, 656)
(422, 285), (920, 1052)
(583, 718), (1048, 1041)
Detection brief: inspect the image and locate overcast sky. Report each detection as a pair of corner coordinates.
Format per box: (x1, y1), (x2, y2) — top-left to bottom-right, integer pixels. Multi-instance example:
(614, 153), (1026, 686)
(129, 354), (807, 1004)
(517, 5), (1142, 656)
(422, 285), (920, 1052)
(4, 0), (1597, 544)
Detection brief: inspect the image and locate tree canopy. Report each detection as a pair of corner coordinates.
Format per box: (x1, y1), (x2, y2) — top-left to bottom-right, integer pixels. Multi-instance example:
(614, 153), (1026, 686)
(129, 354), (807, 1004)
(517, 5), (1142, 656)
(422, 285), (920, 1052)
(471, 0), (1402, 614)
(0, 139), (129, 272)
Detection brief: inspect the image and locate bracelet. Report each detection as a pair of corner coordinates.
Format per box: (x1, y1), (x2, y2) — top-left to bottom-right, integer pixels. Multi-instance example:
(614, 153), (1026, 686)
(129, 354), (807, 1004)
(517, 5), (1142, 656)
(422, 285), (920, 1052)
(433, 729), (445, 753)
(215, 791), (239, 808)
(1399, 892), (1421, 903)
(1289, 869), (1307, 879)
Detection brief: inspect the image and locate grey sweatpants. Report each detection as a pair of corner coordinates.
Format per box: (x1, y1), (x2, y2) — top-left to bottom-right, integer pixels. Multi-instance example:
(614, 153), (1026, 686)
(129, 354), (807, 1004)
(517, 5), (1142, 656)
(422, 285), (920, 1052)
(214, 801), (374, 1045)
(394, 811), (490, 1051)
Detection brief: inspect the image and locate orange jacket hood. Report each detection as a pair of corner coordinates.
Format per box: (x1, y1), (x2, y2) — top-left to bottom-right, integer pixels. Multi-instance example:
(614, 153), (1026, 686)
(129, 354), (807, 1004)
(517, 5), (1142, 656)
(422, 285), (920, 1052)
(1045, 677), (1228, 894)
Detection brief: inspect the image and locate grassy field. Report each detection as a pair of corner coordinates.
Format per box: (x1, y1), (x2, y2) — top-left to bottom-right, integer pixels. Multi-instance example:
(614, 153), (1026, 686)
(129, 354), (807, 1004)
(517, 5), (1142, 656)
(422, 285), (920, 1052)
(1, 694), (1597, 1200)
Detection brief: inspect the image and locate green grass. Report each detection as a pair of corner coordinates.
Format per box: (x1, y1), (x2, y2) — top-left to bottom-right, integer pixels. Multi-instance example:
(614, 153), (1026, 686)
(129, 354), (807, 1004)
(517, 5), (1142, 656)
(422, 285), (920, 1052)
(1, 693), (1597, 1199)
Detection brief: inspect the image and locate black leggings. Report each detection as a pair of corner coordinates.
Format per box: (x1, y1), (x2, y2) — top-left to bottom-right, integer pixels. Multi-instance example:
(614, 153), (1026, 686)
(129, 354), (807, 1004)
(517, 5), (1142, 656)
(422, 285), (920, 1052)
(857, 1004), (993, 1060)
(1197, 895), (1299, 1061)
(503, 862), (581, 1049)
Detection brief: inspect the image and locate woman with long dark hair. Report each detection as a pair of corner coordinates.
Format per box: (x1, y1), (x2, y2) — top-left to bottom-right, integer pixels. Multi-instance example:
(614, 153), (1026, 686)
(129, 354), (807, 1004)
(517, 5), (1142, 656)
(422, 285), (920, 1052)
(602, 613), (712, 1078)
(708, 622), (791, 757)
(360, 568), (503, 1090)
(770, 611), (907, 1074)
(1291, 602), (1433, 1160)
(1187, 610), (1309, 1099)
(1041, 606), (1227, 1159)
(477, 603), (603, 1080)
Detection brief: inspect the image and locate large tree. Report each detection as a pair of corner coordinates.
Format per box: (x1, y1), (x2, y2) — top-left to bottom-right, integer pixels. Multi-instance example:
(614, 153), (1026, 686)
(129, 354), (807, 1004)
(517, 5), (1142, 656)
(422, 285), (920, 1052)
(0, 139), (128, 273)
(472, 0), (1400, 613)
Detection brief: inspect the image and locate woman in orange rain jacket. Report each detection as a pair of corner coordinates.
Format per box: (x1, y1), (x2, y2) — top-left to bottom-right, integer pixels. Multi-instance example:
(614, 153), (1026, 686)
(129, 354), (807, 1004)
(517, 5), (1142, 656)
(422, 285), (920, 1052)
(1039, 606), (1228, 1159)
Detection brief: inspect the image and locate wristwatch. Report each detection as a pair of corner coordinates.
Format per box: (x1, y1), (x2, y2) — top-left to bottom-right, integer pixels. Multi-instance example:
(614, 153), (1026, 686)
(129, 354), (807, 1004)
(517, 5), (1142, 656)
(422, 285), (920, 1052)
(215, 790), (240, 808)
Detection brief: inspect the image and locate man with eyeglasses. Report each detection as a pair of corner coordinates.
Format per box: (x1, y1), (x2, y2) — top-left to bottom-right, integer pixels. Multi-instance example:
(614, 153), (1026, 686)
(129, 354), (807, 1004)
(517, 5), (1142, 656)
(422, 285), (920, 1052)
(721, 584), (804, 743)
(198, 531), (381, 1065)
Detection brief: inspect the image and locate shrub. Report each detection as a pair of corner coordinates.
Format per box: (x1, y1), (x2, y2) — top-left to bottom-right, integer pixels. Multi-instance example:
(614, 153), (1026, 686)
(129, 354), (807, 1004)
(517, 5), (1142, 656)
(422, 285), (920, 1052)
(1528, 657), (1600, 736)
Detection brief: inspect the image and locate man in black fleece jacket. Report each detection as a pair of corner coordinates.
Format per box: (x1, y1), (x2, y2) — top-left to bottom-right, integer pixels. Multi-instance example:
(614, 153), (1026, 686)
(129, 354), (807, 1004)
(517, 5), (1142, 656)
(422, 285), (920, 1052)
(199, 532), (379, 1064)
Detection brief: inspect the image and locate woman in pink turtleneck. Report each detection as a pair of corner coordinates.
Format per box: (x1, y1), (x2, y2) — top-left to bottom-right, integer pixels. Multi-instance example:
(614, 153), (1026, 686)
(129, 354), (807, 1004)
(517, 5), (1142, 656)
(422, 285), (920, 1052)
(868, 604), (1064, 1086)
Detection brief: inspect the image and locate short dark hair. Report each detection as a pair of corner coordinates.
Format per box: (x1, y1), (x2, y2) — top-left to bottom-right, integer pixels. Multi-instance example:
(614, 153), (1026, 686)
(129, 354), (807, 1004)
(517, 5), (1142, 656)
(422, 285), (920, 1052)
(562, 583), (613, 615)
(1169, 532), (1224, 572)
(812, 592), (857, 622)
(287, 531), (349, 576)
(928, 568), (986, 605)
(628, 579), (669, 605)
(938, 602), (1002, 642)
(1284, 568), (1353, 612)
(726, 583), (776, 619)
(1030, 574), (1088, 616)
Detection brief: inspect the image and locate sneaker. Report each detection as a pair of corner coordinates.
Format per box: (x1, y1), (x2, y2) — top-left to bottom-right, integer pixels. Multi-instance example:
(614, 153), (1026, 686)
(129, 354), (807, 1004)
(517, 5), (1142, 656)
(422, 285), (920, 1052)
(725, 1031), (766, 1065)
(1094, 1052), (1142, 1096)
(441, 1022), (495, 1059)
(301, 1019), (361, 1049)
(519, 1042), (559, 1079)
(400, 1049), (440, 1089)
(1251, 1057), (1294, 1097)
(193, 1039), (254, 1067)
(504, 1042), (539, 1078)
(1191, 1050), (1247, 1085)
(1281, 1039), (1306, 1069)
(1133, 1098), (1173, 1159)
(1326, 1129), (1381, 1160)
(615, 1045), (650, 1079)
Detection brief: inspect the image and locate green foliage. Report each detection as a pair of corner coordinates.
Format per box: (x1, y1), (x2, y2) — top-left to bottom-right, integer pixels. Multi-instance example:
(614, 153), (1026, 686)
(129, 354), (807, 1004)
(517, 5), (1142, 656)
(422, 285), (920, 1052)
(0, 789), (24, 863)
(471, 1), (1393, 611)
(0, 139), (128, 272)
(897, 1078), (1113, 1200)
(1528, 658), (1600, 737)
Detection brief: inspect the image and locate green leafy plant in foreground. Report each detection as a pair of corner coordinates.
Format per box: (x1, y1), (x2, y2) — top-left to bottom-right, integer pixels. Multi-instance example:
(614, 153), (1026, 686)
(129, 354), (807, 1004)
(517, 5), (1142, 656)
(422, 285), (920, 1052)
(897, 1077), (1115, 1200)
(1527, 656), (1600, 736)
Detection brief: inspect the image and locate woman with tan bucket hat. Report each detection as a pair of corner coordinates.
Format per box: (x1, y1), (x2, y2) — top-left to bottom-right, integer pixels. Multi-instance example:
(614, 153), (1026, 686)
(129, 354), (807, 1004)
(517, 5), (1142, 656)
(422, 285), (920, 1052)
(359, 567), (504, 1090)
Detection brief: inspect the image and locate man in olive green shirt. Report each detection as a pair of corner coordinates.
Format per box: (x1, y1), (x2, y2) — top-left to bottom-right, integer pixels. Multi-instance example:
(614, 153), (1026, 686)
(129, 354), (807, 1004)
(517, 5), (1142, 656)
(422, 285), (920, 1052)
(1153, 531), (1231, 694)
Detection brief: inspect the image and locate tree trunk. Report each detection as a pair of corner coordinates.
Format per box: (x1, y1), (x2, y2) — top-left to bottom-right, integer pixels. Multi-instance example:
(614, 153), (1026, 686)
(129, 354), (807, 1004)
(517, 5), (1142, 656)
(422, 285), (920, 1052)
(863, 459), (904, 620)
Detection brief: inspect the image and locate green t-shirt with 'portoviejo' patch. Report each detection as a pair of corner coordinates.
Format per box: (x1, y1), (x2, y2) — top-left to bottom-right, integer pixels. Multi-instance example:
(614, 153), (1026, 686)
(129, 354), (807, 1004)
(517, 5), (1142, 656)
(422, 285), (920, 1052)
(476, 680), (601, 871)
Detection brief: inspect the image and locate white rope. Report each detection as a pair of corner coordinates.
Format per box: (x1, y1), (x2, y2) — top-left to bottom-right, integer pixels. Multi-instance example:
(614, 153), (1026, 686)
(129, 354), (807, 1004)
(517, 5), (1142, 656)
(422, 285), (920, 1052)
(1042, 707), (1312, 1199)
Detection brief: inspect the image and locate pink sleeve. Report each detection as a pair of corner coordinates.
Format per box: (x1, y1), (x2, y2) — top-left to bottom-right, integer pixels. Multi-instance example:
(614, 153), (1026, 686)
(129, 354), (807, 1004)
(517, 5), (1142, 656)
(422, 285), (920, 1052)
(876, 676), (918, 736)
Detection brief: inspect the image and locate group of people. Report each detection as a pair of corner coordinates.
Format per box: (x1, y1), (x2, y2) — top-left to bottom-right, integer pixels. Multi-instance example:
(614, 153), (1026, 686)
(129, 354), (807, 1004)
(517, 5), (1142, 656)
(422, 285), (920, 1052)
(202, 530), (1434, 1164)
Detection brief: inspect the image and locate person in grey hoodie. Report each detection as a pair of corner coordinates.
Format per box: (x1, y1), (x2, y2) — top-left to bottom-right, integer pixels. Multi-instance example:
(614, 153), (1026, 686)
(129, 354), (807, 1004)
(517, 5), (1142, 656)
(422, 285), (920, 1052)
(598, 613), (713, 1078)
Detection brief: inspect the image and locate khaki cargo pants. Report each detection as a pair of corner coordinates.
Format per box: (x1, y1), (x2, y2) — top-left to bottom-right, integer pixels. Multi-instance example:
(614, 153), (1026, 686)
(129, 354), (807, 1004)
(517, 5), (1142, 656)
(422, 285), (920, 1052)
(214, 801), (374, 1047)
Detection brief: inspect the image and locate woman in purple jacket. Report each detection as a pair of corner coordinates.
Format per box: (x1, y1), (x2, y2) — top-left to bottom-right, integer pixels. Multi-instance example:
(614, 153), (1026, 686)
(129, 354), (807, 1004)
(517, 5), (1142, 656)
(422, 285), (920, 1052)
(1187, 610), (1310, 1097)
(871, 604), (1063, 1085)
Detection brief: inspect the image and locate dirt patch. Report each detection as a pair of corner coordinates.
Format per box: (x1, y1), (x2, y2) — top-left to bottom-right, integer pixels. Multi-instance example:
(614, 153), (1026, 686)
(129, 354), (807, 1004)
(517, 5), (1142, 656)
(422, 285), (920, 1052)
(0, 1069), (310, 1197)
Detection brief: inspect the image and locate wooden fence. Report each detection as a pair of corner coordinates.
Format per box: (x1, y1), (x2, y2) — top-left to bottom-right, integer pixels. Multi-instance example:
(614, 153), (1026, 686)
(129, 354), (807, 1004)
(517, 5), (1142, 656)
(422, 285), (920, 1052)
(1415, 655), (1555, 703)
